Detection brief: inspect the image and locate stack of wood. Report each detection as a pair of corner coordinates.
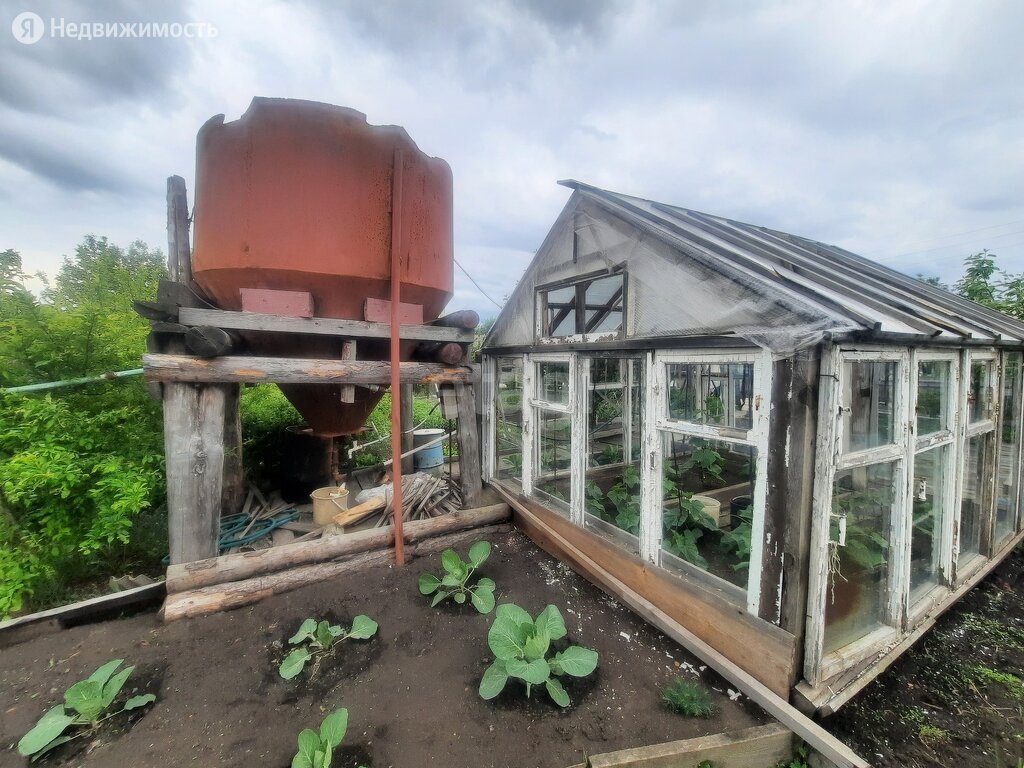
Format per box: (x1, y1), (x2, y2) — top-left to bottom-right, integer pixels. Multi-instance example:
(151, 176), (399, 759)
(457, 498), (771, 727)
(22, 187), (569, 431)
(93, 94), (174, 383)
(375, 473), (464, 527)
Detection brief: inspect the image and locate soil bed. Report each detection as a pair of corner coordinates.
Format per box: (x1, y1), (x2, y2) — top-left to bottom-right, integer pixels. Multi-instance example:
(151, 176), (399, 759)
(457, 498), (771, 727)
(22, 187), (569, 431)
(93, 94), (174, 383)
(827, 546), (1024, 768)
(0, 529), (767, 768)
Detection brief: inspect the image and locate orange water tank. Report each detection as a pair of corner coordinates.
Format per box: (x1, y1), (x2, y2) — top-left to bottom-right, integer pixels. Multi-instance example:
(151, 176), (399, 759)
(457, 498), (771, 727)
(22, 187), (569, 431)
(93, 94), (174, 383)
(190, 97), (454, 435)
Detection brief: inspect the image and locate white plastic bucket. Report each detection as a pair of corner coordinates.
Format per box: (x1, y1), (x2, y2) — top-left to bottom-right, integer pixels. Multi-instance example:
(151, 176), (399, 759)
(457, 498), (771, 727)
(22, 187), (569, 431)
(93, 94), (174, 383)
(311, 486), (350, 526)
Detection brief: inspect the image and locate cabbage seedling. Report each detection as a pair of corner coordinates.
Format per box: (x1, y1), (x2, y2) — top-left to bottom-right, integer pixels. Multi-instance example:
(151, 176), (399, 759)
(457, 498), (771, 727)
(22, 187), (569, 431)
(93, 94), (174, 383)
(18, 659), (156, 759)
(291, 708), (350, 768)
(279, 615), (378, 680)
(418, 540), (496, 614)
(479, 603), (598, 707)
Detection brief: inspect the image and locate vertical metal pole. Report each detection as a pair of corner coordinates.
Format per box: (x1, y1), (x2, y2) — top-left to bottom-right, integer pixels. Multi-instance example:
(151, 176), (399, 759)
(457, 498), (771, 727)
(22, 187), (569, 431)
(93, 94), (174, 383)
(390, 149), (406, 566)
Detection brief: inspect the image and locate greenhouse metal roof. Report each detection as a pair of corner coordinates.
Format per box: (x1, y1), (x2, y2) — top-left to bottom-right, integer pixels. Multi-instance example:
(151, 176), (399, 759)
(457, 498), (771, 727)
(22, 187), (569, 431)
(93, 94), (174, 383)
(560, 180), (1024, 346)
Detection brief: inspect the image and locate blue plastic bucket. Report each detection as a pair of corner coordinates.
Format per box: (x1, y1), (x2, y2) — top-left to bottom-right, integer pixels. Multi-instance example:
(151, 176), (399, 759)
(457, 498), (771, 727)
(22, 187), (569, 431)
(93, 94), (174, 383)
(413, 428), (445, 470)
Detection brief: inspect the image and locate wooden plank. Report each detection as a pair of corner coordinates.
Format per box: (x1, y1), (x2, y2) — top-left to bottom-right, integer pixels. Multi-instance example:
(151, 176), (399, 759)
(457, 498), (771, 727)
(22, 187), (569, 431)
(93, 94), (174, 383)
(0, 582), (165, 648)
(240, 288), (314, 317)
(166, 175), (192, 285)
(221, 384), (245, 516)
(333, 496), (386, 527)
(144, 354), (474, 385)
(505, 491), (870, 768)
(455, 382), (482, 507)
(177, 307), (473, 343)
(400, 383), (415, 473)
(364, 297), (423, 325)
(161, 523), (511, 621)
(164, 383), (226, 563)
(502, 487), (798, 698)
(340, 340), (357, 404)
(586, 723), (792, 768)
(166, 503), (511, 593)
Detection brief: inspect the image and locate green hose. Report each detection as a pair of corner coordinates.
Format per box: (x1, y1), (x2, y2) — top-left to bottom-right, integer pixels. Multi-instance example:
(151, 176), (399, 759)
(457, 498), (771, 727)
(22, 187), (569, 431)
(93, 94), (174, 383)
(161, 509), (300, 564)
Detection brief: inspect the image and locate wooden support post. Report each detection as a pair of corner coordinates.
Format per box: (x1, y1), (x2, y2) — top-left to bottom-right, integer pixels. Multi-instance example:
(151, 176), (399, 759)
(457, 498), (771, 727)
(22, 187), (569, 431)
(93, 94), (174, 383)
(166, 176), (192, 286)
(454, 381), (482, 507)
(164, 383), (227, 563)
(340, 340), (356, 404)
(221, 384), (245, 517)
(400, 383), (415, 473)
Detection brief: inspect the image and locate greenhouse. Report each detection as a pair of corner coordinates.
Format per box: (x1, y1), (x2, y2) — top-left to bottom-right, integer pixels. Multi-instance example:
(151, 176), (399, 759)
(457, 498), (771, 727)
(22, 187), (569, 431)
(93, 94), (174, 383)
(481, 180), (1024, 712)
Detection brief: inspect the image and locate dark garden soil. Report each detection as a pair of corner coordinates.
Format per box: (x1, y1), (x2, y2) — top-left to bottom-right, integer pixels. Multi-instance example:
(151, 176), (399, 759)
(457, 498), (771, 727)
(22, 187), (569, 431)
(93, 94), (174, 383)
(827, 546), (1024, 768)
(0, 530), (768, 768)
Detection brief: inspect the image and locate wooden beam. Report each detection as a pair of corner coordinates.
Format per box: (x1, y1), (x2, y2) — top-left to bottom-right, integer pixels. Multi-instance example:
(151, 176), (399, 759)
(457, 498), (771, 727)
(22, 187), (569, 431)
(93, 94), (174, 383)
(586, 723), (792, 768)
(164, 383), (226, 563)
(455, 382), (482, 507)
(504, 491), (870, 768)
(221, 384), (245, 516)
(400, 383), (415, 473)
(143, 354), (473, 385)
(177, 307), (473, 343)
(165, 503), (511, 593)
(166, 176), (192, 286)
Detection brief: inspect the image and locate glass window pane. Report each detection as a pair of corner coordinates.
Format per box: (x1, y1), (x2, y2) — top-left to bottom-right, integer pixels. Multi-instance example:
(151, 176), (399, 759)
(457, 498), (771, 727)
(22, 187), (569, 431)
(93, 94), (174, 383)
(666, 362), (754, 432)
(916, 361), (951, 436)
(542, 286), (576, 337)
(969, 359), (994, 423)
(583, 275), (623, 334)
(824, 462), (895, 654)
(537, 362), (570, 404)
(959, 433), (993, 562)
(910, 445), (947, 600)
(494, 358), (523, 484)
(659, 433), (757, 588)
(588, 360), (626, 468)
(997, 353), (1022, 543)
(535, 409), (571, 513)
(842, 361), (897, 452)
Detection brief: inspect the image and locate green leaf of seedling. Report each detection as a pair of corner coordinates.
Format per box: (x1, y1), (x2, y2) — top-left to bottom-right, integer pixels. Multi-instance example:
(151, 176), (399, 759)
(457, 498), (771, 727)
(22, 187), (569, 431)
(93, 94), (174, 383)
(441, 549), (462, 575)
(279, 647), (312, 680)
(495, 603), (532, 627)
(468, 540), (491, 567)
(507, 657), (551, 685)
(296, 729), (321, 767)
(314, 621), (334, 648)
(64, 680), (104, 721)
(17, 705), (74, 757)
(546, 677), (571, 707)
(124, 694), (156, 711)
(319, 744), (332, 768)
(289, 619), (318, 645)
(348, 615), (378, 640)
(524, 629), (550, 661)
(470, 588), (495, 614)
(453, 591), (466, 604)
(31, 734), (76, 760)
(292, 751), (313, 768)
(488, 615), (525, 660)
(319, 708), (348, 748)
(87, 659), (124, 687)
(431, 590), (452, 607)
(475, 577), (496, 593)
(534, 605), (566, 641)
(100, 665), (135, 709)
(554, 646), (599, 677)
(418, 573), (441, 595)
(478, 660), (508, 700)
(441, 573), (462, 588)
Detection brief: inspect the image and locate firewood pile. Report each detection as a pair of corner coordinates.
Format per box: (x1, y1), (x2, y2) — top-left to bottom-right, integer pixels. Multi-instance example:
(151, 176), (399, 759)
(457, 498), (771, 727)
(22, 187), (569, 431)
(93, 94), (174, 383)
(374, 472), (464, 526)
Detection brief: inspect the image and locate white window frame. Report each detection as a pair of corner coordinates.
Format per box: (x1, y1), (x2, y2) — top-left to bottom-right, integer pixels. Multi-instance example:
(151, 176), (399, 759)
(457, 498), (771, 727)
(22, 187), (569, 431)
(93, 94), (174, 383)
(527, 353), (578, 517)
(646, 349), (772, 615)
(483, 354), (528, 488)
(995, 350), (1024, 547)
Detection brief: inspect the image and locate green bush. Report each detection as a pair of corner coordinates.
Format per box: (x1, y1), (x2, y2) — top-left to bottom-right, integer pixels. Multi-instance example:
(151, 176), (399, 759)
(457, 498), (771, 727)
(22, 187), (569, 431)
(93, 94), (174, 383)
(239, 384), (302, 488)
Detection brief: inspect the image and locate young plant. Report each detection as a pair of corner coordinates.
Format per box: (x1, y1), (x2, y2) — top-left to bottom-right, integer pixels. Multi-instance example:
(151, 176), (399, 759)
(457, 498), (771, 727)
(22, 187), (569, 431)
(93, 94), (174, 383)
(291, 708), (349, 768)
(418, 541), (496, 614)
(479, 603), (598, 707)
(18, 659), (156, 759)
(661, 678), (714, 718)
(279, 615), (378, 680)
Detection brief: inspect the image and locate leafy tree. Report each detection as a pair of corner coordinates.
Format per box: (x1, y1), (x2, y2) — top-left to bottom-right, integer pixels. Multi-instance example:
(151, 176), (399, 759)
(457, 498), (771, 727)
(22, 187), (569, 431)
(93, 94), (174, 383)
(953, 250), (1024, 320)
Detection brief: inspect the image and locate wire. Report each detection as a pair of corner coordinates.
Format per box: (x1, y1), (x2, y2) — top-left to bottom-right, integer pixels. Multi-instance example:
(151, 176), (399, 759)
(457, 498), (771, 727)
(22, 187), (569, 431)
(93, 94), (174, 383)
(889, 218), (1024, 256)
(892, 226), (1024, 260)
(454, 258), (503, 309)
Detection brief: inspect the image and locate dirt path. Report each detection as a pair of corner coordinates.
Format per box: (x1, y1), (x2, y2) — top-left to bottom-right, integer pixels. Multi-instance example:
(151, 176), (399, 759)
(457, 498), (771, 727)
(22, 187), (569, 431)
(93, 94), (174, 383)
(0, 530), (766, 768)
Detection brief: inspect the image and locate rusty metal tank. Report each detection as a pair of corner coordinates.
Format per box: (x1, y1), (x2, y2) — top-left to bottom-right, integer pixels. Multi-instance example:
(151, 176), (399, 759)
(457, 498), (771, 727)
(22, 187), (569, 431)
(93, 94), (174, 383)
(190, 97), (454, 435)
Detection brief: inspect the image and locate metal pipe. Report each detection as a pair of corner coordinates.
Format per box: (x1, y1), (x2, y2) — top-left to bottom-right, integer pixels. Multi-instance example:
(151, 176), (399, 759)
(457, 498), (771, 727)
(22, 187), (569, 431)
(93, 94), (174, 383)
(1, 368), (144, 394)
(390, 148), (406, 566)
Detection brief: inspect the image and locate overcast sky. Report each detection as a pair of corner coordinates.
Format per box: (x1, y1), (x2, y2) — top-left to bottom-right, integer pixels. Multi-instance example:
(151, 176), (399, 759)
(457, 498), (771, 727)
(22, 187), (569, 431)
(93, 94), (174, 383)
(2, 0), (1022, 321)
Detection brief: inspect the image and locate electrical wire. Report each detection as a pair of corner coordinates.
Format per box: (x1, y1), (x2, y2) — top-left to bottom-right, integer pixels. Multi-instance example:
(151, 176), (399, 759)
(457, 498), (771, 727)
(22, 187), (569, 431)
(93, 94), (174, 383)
(454, 257), (503, 309)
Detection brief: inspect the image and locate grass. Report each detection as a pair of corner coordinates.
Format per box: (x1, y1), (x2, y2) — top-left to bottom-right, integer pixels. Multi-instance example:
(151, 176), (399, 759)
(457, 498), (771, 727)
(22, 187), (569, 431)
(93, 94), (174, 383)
(918, 724), (952, 745)
(661, 678), (714, 718)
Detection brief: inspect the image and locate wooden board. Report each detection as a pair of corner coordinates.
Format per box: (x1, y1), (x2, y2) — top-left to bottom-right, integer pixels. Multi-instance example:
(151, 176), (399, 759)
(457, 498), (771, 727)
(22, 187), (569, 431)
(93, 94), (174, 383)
(177, 307), (473, 343)
(502, 490), (870, 768)
(240, 288), (314, 317)
(144, 354), (474, 386)
(504, 488), (798, 698)
(363, 298), (423, 325)
(586, 723), (792, 768)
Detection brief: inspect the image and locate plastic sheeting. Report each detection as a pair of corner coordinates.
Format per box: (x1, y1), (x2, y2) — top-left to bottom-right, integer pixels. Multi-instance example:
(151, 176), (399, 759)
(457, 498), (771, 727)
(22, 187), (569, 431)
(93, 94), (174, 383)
(486, 192), (863, 356)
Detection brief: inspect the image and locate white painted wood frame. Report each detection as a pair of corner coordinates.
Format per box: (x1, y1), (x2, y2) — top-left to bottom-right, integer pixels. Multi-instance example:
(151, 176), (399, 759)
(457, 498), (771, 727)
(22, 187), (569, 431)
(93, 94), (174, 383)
(527, 353), (576, 515)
